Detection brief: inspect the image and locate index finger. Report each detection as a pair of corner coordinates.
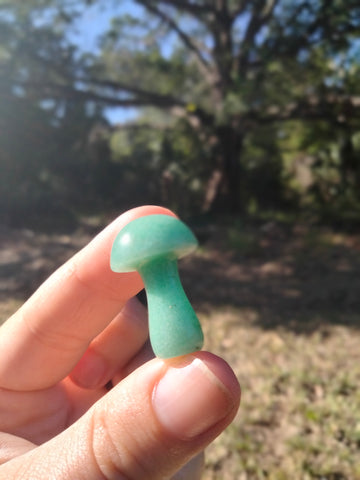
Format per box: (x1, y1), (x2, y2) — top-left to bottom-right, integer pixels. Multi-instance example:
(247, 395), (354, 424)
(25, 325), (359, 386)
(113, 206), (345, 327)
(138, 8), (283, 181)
(0, 206), (176, 391)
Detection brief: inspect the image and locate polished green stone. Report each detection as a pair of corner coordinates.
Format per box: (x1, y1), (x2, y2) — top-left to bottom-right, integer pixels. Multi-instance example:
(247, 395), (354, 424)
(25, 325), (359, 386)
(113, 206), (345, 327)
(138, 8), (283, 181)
(111, 214), (204, 358)
(139, 257), (203, 358)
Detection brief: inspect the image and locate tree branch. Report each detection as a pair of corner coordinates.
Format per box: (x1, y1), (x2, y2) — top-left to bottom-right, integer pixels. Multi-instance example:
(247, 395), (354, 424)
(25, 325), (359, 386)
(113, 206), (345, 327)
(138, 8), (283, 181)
(232, 0), (252, 19)
(22, 78), (185, 109)
(264, 2), (332, 59)
(80, 76), (185, 107)
(153, 0), (213, 17)
(14, 46), (188, 109)
(136, 0), (212, 72)
(22, 71), (216, 127)
(111, 121), (171, 132)
(210, 0), (235, 92)
(248, 94), (360, 125)
(236, 0), (280, 71)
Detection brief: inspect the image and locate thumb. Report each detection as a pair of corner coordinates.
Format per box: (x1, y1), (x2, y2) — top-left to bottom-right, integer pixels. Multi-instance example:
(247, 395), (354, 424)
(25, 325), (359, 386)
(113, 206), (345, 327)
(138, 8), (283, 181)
(1, 353), (240, 480)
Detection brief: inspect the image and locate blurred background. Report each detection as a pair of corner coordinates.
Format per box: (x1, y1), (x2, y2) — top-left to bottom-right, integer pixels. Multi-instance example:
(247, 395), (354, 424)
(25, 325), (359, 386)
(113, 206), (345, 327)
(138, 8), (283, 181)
(1, 1), (360, 478)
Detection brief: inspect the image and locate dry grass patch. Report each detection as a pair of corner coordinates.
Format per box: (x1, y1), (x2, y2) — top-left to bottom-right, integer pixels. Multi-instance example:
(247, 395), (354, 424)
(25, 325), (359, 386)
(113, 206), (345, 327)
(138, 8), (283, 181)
(202, 308), (360, 480)
(0, 298), (23, 325)
(1, 221), (360, 479)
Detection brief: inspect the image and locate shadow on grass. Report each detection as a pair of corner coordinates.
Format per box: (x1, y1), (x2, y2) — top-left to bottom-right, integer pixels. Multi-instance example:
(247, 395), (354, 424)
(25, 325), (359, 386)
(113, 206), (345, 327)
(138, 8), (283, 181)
(1, 219), (360, 333)
(180, 224), (360, 334)
(0, 223), (94, 303)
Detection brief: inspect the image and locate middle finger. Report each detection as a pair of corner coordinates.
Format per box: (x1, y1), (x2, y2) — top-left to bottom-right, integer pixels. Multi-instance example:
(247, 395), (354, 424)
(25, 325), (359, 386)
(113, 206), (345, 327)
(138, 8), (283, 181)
(69, 297), (148, 389)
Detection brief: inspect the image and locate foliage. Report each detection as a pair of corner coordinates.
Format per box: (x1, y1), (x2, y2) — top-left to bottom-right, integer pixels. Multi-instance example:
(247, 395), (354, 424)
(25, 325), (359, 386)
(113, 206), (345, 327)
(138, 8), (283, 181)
(1, 0), (360, 224)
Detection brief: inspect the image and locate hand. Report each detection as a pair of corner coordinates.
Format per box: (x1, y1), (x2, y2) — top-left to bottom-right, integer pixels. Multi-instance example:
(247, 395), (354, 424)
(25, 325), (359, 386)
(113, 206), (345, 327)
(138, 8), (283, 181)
(0, 206), (240, 480)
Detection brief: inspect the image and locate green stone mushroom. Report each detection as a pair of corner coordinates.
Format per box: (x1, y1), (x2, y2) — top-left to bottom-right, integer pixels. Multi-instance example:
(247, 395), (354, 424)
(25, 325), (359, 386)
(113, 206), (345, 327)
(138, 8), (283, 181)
(110, 214), (204, 359)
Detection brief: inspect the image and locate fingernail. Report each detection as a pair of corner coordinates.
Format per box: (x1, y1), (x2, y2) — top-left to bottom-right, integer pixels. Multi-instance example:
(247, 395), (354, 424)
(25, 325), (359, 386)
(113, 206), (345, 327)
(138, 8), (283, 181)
(153, 357), (236, 439)
(71, 350), (108, 389)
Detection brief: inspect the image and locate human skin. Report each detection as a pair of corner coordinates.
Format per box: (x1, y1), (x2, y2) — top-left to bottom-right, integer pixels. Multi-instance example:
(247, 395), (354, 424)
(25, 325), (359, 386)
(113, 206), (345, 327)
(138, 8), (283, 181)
(0, 205), (240, 480)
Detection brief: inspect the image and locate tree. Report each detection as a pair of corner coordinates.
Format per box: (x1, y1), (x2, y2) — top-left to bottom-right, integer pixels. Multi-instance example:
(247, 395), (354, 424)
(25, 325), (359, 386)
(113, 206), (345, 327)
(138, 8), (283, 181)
(0, 0), (109, 226)
(2, 0), (360, 213)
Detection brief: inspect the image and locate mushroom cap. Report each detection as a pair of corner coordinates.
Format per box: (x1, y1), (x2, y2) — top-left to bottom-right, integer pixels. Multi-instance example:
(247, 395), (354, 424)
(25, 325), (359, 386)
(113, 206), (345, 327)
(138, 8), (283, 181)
(110, 214), (198, 273)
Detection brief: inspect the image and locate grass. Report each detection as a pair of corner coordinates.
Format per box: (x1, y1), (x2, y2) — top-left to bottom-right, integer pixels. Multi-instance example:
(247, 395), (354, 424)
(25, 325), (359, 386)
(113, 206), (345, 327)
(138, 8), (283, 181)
(227, 228), (261, 257)
(1, 218), (360, 479)
(0, 298), (23, 324)
(201, 308), (360, 479)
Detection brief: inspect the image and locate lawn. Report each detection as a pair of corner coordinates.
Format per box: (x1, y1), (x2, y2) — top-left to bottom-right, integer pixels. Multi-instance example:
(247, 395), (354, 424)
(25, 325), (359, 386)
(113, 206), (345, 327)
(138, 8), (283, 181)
(1, 218), (360, 479)
(202, 309), (360, 479)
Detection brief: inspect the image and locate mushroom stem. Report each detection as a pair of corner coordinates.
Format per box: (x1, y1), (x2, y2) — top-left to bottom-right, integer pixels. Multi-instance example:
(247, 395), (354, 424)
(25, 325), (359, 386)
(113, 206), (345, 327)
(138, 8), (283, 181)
(139, 257), (204, 358)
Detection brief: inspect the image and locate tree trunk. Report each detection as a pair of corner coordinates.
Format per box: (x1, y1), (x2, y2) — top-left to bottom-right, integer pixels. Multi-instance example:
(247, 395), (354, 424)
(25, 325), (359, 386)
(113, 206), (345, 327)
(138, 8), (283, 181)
(339, 133), (360, 195)
(202, 126), (244, 213)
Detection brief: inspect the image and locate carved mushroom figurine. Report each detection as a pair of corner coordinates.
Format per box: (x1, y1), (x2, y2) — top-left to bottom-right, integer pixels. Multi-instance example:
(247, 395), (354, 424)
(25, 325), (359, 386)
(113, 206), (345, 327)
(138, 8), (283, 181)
(110, 214), (204, 358)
